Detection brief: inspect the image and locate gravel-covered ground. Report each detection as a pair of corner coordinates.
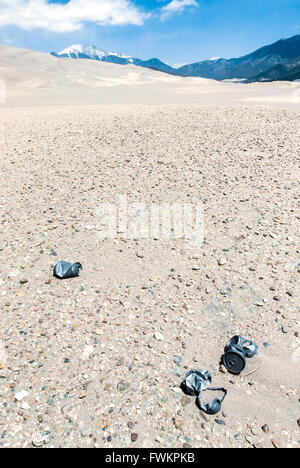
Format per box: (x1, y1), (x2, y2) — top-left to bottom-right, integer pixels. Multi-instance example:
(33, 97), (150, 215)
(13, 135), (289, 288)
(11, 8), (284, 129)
(0, 105), (299, 448)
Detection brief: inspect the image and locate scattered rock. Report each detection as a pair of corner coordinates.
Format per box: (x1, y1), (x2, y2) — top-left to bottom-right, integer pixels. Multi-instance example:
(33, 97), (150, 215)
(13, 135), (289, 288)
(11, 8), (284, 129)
(20, 278), (28, 285)
(181, 396), (191, 407)
(271, 439), (282, 449)
(131, 433), (138, 442)
(262, 424), (270, 434)
(154, 332), (164, 341)
(14, 390), (28, 402)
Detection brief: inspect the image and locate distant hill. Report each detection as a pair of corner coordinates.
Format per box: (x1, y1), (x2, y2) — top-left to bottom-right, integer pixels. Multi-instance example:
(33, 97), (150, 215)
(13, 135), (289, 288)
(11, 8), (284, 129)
(51, 35), (300, 82)
(176, 35), (300, 81)
(51, 44), (175, 75)
(247, 58), (300, 82)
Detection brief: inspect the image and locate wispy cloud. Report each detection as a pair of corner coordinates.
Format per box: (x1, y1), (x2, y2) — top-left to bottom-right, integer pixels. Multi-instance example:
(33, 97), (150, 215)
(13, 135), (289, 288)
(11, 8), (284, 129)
(0, 0), (149, 33)
(161, 0), (198, 20)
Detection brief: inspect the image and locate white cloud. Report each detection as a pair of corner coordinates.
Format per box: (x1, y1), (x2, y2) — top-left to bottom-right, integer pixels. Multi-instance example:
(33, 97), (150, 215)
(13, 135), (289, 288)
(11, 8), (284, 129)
(0, 0), (148, 33)
(161, 0), (198, 19)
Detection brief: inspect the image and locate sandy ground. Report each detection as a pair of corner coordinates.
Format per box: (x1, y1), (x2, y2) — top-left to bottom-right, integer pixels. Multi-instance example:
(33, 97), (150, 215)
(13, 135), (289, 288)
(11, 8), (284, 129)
(0, 46), (299, 448)
(0, 104), (299, 448)
(1, 46), (300, 108)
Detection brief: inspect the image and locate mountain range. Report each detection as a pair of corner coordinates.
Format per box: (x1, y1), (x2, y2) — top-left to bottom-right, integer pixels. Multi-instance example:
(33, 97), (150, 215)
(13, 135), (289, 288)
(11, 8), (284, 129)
(51, 35), (300, 82)
(51, 44), (175, 75)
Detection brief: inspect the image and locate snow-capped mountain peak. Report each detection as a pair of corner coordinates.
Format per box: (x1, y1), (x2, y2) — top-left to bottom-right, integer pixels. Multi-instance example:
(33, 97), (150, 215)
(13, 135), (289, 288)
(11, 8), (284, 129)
(58, 44), (108, 59)
(57, 44), (132, 60)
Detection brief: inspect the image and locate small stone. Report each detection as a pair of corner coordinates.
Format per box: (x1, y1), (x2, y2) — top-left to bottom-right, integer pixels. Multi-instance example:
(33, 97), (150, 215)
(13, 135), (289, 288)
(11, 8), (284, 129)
(20, 278), (28, 285)
(174, 418), (184, 429)
(282, 325), (288, 334)
(181, 396), (191, 407)
(271, 438), (281, 449)
(192, 265), (200, 271)
(174, 356), (182, 365)
(262, 424), (270, 434)
(78, 391), (87, 399)
(14, 390), (28, 402)
(154, 332), (164, 341)
(32, 434), (44, 448)
(297, 418), (300, 427)
(218, 258), (227, 266)
(215, 419), (226, 425)
(131, 433), (138, 442)
(171, 387), (181, 393)
(21, 402), (30, 410)
(0, 362), (5, 370)
(219, 364), (227, 374)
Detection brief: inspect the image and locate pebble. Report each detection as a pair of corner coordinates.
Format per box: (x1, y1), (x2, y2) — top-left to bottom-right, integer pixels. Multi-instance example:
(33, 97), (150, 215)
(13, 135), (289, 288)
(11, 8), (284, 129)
(173, 368), (181, 377)
(14, 390), (28, 402)
(154, 332), (164, 341)
(262, 424), (270, 434)
(181, 396), (191, 407)
(131, 433), (138, 442)
(218, 258), (227, 266)
(32, 434), (45, 448)
(20, 278), (28, 285)
(215, 419), (226, 426)
(174, 356), (183, 365)
(271, 438), (282, 449)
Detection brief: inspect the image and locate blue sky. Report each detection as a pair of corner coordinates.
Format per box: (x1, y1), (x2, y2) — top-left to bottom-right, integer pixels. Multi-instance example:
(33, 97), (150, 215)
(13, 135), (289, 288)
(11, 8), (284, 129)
(0, 0), (299, 65)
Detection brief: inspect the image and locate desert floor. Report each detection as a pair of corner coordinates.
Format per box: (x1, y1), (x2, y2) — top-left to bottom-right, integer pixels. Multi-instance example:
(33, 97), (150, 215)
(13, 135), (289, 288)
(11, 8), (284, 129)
(0, 102), (299, 448)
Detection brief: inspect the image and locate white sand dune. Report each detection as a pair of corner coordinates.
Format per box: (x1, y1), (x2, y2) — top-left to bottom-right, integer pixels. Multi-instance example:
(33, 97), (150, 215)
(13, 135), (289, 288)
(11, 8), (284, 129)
(0, 45), (299, 108)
